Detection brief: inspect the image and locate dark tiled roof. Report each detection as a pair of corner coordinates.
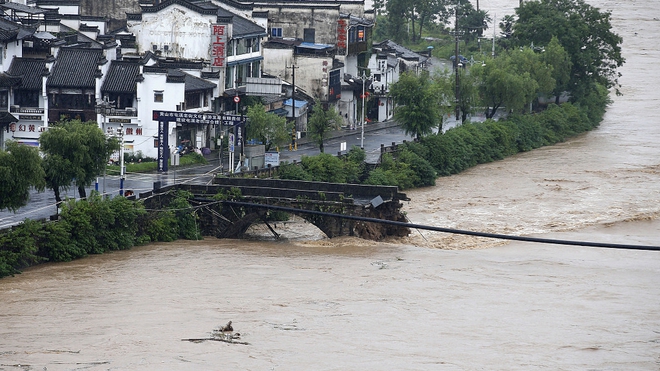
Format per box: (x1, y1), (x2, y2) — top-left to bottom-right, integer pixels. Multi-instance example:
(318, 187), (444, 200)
(142, 0), (218, 15)
(53, 24), (104, 49)
(0, 111), (19, 124)
(217, 8), (266, 38)
(0, 73), (22, 88)
(47, 48), (103, 88)
(0, 18), (34, 42)
(184, 72), (216, 92)
(0, 2), (46, 15)
(375, 40), (427, 62)
(7, 58), (47, 90)
(101, 60), (140, 93)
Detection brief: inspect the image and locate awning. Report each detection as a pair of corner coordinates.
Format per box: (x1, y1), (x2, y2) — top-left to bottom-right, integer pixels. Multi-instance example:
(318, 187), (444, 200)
(0, 111), (19, 124)
(34, 31), (57, 40)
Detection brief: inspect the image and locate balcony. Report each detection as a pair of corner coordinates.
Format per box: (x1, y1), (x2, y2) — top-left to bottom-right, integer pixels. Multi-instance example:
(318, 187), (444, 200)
(10, 105), (44, 114)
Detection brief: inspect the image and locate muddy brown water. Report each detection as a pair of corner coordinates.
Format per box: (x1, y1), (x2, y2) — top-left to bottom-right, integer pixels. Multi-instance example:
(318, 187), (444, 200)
(1, 1), (659, 370)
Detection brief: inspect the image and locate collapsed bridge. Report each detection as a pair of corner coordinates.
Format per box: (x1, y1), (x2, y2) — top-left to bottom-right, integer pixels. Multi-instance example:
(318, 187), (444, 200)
(139, 178), (411, 240)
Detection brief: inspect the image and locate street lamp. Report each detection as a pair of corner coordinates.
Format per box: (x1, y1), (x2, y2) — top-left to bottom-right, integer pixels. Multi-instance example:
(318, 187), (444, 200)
(95, 98), (124, 196)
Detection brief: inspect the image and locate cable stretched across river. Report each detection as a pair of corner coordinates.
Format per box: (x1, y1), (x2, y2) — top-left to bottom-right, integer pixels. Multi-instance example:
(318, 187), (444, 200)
(223, 201), (660, 252)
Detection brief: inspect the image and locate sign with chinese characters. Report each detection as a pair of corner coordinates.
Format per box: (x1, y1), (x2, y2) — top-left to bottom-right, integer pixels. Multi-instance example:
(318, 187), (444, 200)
(7, 123), (45, 133)
(336, 19), (347, 54)
(157, 120), (169, 172)
(211, 24), (227, 67)
(153, 110), (245, 126)
(109, 118), (132, 123)
(265, 151), (280, 167)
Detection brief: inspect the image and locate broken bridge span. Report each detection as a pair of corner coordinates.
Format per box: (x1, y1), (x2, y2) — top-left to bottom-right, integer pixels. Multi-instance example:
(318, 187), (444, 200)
(139, 178), (411, 240)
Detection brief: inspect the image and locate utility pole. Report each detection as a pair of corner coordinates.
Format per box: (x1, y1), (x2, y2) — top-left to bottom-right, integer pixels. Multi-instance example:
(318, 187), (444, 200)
(288, 64), (299, 151)
(454, 3), (461, 121)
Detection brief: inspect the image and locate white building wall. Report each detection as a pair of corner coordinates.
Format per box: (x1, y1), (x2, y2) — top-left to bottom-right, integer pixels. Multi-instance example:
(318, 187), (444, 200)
(128, 5), (217, 60)
(134, 71), (186, 158)
(262, 48), (293, 79)
(2, 40), (22, 73)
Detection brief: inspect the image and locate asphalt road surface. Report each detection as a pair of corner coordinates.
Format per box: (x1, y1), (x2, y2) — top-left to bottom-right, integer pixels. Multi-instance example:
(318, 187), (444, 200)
(0, 122), (415, 229)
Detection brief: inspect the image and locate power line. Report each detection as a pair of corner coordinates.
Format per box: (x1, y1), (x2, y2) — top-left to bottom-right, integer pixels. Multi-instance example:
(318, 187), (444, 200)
(222, 201), (660, 251)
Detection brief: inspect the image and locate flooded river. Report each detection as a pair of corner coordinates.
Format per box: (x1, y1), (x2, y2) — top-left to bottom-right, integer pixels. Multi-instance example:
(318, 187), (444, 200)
(1, 1), (659, 370)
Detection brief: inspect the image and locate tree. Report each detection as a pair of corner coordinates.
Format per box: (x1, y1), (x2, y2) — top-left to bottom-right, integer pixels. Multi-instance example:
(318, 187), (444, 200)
(471, 47), (555, 118)
(512, 0), (624, 98)
(457, 0), (491, 43)
(541, 36), (573, 104)
(40, 119), (119, 203)
(383, 0), (412, 43)
(390, 71), (443, 139)
(413, 0), (452, 42)
(0, 141), (46, 212)
(245, 103), (290, 151)
(307, 100), (342, 153)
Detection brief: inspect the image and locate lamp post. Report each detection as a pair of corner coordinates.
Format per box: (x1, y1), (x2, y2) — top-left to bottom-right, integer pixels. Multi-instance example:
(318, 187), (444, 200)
(95, 99), (124, 196)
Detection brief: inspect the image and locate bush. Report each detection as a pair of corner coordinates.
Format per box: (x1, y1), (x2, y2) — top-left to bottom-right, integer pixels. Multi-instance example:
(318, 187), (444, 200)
(277, 163), (312, 181)
(301, 153), (348, 183)
(0, 219), (45, 276)
(365, 153), (416, 189)
(169, 190), (201, 240)
(397, 149), (437, 187)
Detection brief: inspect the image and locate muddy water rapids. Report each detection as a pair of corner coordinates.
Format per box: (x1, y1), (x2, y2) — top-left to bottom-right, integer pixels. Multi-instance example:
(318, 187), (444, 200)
(1, 1), (659, 370)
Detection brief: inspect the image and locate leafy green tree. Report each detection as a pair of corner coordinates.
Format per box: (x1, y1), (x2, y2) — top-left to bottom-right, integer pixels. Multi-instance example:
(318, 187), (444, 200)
(0, 141), (46, 212)
(413, 0), (452, 42)
(472, 48), (554, 118)
(457, 0), (491, 42)
(512, 0), (624, 98)
(390, 71), (443, 139)
(307, 100), (342, 153)
(245, 103), (290, 151)
(541, 36), (573, 104)
(39, 119), (119, 203)
(300, 153), (347, 183)
(381, 0), (412, 43)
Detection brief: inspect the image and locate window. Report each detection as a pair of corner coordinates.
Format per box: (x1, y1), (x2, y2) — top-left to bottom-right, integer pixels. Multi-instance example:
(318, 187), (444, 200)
(271, 27), (282, 38)
(185, 91), (201, 109)
(0, 90), (7, 109)
(253, 37), (260, 52)
(236, 39), (248, 55)
(329, 70), (340, 86)
(357, 27), (365, 42)
(225, 66), (234, 89)
(154, 91), (163, 102)
(303, 28), (315, 43)
(251, 61), (260, 78)
(14, 90), (39, 107)
(237, 64), (245, 84)
(227, 40), (235, 56)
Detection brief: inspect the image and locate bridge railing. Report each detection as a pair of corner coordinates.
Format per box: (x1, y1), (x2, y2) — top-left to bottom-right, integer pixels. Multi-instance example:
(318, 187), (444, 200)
(224, 141), (407, 180)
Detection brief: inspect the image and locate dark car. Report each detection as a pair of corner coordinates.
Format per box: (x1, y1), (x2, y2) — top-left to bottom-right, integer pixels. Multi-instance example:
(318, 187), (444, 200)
(449, 55), (469, 67)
